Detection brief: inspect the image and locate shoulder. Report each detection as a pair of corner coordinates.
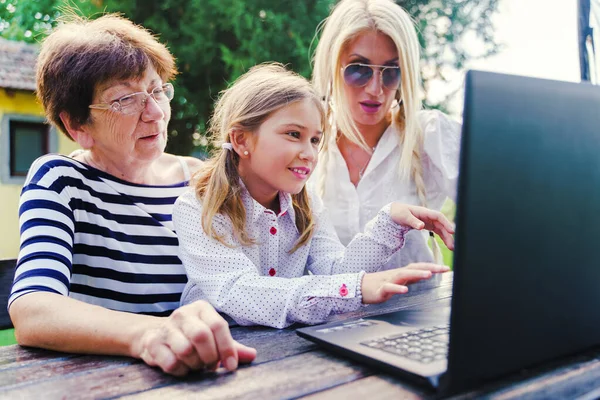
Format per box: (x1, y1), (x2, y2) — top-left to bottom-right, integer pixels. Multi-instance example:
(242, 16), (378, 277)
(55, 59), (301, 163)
(418, 109), (461, 138)
(180, 156), (204, 174)
(25, 154), (82, 186)
(418, 110), (461, 155)
(306, 186), (326, 215)
(174, 189), (231, 224)
(158, 153), (204, 181)
(174, 188), (201, 210)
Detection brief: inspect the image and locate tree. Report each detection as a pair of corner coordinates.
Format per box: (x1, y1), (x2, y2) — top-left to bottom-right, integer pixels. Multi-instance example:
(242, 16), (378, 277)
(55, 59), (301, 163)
(1, 0), (499, 156)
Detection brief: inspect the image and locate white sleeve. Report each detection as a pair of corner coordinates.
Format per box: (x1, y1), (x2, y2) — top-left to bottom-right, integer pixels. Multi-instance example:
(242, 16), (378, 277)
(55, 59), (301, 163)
(420, 110), (462, 205)
(174, 191), (364, 329)
(307, 192), (411, 275)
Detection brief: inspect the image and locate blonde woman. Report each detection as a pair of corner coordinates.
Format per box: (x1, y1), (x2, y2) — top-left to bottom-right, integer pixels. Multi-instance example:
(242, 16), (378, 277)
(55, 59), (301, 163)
(174, 64), (454, 329)
(311, 0), (461, 267)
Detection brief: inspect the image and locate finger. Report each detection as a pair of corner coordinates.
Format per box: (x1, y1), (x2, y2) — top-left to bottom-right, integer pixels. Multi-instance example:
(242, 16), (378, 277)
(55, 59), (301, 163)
(166, 327), (203, 370)
(403, 262), (450, 273)
(405, 212), (425, 230)
(235, 342), (258, 364)
(378, 282), (408, 301)
(139, 347), (157, 367)
(151, 343), (190, 376)
(199, 305), (239, 371)
(437, 229), (455, 250)
(171, 305), (220, 369)
(181, 318), (220, 369)
(434, 213), (455, 233)
(428, 222), (454, 251)
(392, 269), (433, 285)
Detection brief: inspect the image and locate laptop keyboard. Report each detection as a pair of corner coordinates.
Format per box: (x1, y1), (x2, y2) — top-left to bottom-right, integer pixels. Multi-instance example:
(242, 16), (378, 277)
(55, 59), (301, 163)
(361, 325), (449, 364)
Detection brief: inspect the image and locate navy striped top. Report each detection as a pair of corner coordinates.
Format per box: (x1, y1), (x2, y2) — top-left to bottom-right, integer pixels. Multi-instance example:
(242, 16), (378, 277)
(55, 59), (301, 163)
(9, 154), (190, 316)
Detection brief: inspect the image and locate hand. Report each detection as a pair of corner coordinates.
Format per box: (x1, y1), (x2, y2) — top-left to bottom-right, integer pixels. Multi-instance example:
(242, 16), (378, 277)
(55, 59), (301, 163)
(390, 203), (455, 250)
(361, 263), (450, 304)
(133, 300), (257, 376)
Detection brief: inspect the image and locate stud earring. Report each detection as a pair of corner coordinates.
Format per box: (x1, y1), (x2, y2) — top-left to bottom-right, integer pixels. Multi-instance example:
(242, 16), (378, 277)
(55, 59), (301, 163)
(243, 151), (249, 156)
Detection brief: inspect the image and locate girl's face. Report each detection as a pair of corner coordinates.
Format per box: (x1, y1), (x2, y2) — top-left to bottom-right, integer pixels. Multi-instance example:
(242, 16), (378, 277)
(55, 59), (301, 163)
(340, 31), (399, 131)
(239, 98), (323, 210)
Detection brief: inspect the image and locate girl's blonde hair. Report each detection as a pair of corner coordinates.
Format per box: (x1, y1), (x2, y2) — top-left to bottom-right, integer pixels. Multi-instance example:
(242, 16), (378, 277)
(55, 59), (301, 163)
(194, 63), (326, 253)
(312, 0), (442, 263)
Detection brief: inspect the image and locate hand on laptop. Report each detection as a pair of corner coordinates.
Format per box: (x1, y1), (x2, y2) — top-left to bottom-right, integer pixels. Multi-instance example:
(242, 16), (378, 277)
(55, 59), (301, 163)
(390, 203), (455, 250)
(361, 263), (450, 304)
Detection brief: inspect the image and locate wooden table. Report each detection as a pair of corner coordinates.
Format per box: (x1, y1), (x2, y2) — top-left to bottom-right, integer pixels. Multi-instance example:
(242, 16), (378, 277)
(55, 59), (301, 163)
(2, 273), (600, 399)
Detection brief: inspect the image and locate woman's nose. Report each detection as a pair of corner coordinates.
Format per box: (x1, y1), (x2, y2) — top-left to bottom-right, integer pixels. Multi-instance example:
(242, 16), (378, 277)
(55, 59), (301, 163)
(141, 95), (166, 121)
(365, 70), (383, 96)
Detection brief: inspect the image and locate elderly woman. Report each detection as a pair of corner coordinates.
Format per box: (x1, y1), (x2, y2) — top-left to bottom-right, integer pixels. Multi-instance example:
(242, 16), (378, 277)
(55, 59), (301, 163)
(8, 14), (256, 376)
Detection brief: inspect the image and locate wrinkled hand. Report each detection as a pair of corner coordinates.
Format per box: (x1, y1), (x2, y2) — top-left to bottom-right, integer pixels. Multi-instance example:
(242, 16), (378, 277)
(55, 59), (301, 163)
(133, 300), (256, 376)
(361, 263), (450, 304)
(390, 203), (455, 250)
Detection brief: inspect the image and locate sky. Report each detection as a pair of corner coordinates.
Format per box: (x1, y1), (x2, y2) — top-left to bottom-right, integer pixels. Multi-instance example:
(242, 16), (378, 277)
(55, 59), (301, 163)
(429, 0), (581, 115)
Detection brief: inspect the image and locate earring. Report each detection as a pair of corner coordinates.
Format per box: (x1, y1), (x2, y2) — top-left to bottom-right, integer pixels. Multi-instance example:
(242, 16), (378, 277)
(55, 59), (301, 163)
(243, 150), (249, 156)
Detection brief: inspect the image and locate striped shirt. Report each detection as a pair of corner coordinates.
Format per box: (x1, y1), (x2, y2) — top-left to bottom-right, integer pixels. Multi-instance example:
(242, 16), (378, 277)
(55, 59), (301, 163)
(9, 154), (189, 316)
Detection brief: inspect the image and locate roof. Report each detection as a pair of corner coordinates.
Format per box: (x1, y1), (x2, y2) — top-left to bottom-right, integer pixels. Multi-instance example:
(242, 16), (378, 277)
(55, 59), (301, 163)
(0, 37), (38, 91)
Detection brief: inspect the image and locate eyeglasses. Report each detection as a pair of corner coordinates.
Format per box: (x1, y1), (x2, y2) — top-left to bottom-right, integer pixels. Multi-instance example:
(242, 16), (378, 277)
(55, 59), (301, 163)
(89, 83), (175, 115)
(342, 63), (401, 90)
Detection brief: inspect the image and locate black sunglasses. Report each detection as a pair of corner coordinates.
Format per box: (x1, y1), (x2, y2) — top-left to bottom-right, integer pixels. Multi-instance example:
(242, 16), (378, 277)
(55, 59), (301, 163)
(342, 63), (401, 90)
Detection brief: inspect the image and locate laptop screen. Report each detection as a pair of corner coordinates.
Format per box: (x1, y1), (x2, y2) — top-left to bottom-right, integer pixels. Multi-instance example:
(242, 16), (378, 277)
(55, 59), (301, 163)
(445, 70), (600, 393)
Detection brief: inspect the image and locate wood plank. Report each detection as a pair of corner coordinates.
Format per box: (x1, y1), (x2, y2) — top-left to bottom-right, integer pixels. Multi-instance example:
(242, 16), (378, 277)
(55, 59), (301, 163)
(459, 351), (600, 400)
(298, 375), (428, 400)
(0, 356), (135, 389)
(117, 351), (375, 400)
(0, 361), (180, 399)
(231, 326), (318, 364)
(0, 345), (80, 370)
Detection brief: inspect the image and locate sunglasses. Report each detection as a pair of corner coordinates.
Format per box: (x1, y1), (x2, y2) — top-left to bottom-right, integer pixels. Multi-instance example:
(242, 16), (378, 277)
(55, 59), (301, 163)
(342, 63), (401, 90)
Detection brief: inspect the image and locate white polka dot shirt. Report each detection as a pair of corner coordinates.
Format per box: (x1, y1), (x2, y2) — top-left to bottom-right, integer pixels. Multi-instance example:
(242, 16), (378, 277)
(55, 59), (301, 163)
(174, 187), (410, 329)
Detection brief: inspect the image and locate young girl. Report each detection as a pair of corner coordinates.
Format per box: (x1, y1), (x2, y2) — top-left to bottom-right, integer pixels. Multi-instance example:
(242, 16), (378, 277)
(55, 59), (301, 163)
(174, 64), (454, 329)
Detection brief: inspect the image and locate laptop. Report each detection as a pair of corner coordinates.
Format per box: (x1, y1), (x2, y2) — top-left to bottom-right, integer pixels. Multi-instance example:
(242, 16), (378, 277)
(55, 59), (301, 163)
(297, 70), (600, 395)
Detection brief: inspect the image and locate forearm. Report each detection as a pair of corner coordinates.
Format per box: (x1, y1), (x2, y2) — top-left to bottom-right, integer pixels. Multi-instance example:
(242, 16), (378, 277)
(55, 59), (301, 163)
(191, 272), (364, 329)
(9, 292), (160, 358)
(315, 204), (411, 275)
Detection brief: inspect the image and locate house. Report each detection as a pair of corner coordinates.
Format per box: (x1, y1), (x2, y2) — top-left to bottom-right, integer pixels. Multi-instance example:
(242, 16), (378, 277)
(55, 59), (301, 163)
(0, 38), (78, 259)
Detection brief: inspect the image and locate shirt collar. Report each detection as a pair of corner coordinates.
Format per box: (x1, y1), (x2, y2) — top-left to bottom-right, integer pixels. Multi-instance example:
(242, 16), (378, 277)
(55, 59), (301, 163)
(239, 180), (297, 228)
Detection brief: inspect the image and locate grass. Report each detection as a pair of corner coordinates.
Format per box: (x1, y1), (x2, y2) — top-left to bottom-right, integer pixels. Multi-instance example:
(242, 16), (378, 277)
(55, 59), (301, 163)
(436, 199), (456, 268)
(0, 329), (16, 347)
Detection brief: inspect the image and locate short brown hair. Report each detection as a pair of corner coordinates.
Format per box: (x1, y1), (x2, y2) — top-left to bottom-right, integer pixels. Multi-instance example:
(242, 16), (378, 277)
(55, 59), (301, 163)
(36, 14), (177, 139)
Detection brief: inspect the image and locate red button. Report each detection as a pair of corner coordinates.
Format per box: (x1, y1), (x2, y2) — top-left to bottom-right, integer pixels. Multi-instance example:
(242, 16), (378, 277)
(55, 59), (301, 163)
(270, 227), (277, 235)
(340, 284), (348, 297)
(269, 268), (276, 276)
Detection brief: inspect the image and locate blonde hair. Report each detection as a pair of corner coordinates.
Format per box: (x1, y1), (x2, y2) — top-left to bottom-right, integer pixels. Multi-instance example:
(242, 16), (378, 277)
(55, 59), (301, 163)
(312, 0), (442, 263)
(194, 63), (326, 253)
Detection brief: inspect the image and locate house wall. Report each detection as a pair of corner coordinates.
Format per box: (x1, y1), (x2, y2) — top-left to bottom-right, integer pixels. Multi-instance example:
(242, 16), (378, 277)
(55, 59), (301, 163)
(0, 89), (79, 259)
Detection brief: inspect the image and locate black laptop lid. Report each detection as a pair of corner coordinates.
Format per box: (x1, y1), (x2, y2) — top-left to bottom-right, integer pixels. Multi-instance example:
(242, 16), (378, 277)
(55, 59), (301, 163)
(443, 71), (600, 393)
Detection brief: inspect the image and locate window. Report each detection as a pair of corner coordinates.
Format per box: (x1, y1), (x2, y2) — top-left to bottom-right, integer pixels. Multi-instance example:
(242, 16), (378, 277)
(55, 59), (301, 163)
(1, 114), (58, 185)
(9, 121), (50, 177)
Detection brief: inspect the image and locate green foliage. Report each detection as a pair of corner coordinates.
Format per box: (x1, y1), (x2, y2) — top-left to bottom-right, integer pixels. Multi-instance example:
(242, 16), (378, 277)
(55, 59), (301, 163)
(95, 0), (336, 156)
(0, 329), (16, 347)
(1, 0), (499, 155)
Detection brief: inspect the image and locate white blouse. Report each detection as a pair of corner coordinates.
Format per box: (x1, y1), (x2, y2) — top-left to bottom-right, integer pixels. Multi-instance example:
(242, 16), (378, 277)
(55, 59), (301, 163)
(174, 186), (410, 329)
(310, 110), (461, 269)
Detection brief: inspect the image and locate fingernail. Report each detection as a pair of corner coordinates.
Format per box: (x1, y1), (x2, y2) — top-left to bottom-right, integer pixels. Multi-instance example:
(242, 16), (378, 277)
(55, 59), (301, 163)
(225, 356), (238, 371)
